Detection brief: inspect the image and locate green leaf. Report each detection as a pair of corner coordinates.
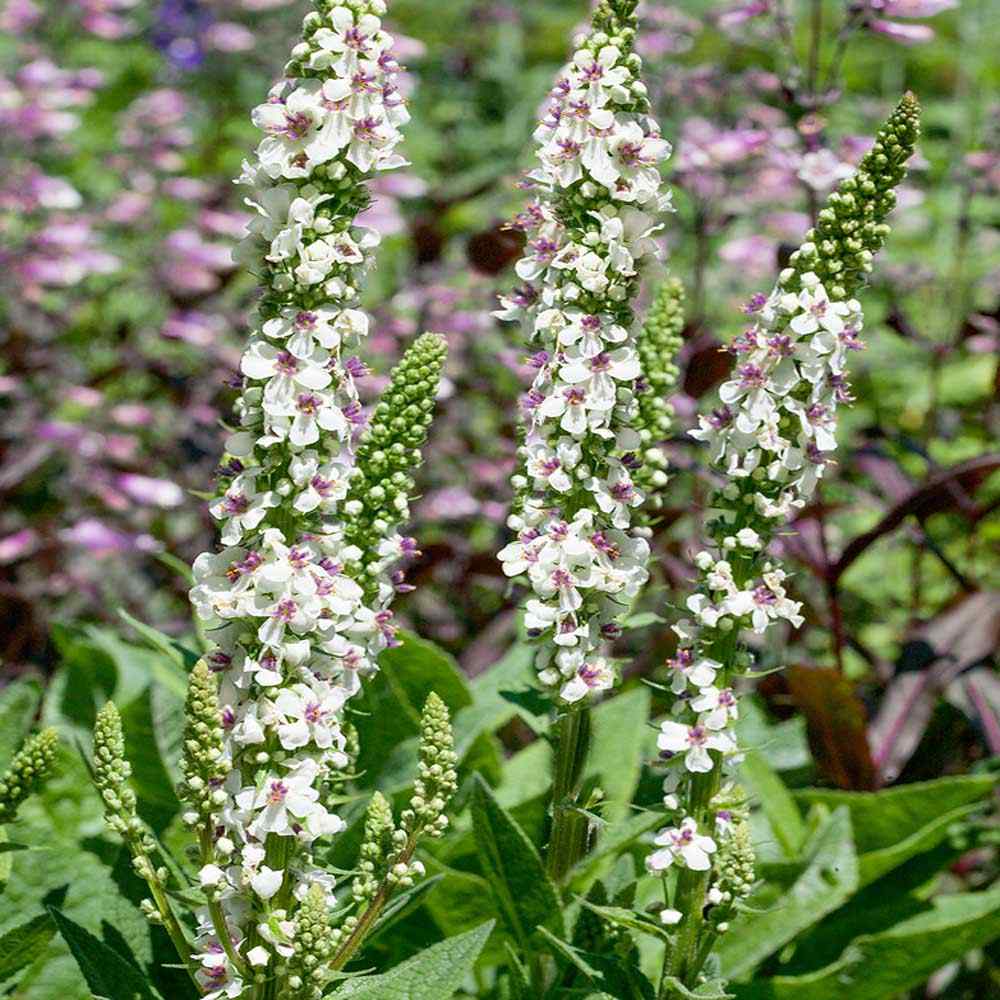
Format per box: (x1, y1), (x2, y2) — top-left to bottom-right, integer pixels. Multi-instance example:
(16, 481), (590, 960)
(740, 751), (806, 859)
(454, 644), (537, 740)
(536, 925), (604, 982)
(0, 911), (54, 983)
(661, 977), (735, 1000)
(717, 807), (859, 980)
(570, 810), (663, 887)
(0, 679), (42, 772)
(588, 687), (651, 827)
(793, 774), (994, 855)
(334, 921), (494, 999)
(470, 775), (564, 947)
(119, 686), (182, 834)
(731, 887), (1000, 1000)
(378, 631), (473, 716)
(0, 747), (176, 1000)
(48, 908), (158, 1000)
(577, 900), (671, 944)
(355, 632), (473, 787)
(503, 941), (532, 1000)
(117, 611), (200, 673)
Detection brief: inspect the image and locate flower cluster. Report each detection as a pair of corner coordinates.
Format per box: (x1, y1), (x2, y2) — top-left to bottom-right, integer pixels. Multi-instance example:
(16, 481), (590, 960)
(647, 94), (920, 900)
(497, 0), (672, 704)
(173, 3), (441, 995)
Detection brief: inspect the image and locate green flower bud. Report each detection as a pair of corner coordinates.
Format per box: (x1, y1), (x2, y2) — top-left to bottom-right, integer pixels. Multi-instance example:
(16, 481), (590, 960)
(401, 692), (457, 840)
(353, 791), (397, 905)
(288, 884), (334, 1000)
(634, 275), (685, 511)
(0, 728), (58, 825)
(781, 92), (921, 299)
(343, 332), (447, 599)
(92, 702), (141, 841)
(179, 660), (227, 828)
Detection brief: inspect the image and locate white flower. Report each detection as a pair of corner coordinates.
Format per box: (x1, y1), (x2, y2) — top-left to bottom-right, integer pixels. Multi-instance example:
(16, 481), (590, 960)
(269, 682), (345, 751)
(210, 476), (277, 545)
(199, 864), (226, 888)
(647, 817), (717, 872)
(560, 657), (616, 703)
(247, 946), (271, 968)
(657, 720), (735, 773)
(236, 760), (334, 840)
(690, 686), (740, 730)
(250, 865), (284, 901)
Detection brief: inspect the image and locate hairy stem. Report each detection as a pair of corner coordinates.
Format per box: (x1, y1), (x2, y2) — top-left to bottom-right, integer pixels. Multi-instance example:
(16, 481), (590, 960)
(545, 706), (592, 882)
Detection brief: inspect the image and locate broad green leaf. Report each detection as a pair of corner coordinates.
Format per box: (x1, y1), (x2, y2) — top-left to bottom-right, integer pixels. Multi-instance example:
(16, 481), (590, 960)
(48, 908), (158, 1000)
(856, 800), (983, 885)
(378, 631), (473, 716)
(588, 686), (651, 826)
(334, 921), (494, 999)
(0, 911), (55, 983)
(736, 700), (811, 776)
(119, 686), (182, 834)
(0, 748), (173, 1000)
(355, 632), (473, 786)
(740, 751), (806, 858)
(717, 807), (858, 980)
(731, 887), (1000, 1000)
(453, 643), (536, 743)
(0, 678), (42, 771)
(793, 774), (994, 854)
(470, 776), (563, 946)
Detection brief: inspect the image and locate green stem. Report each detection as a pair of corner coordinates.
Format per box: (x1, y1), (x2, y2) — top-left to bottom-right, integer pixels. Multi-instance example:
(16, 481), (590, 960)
(199, 831), (249, 982)
(329, 835), (417, 972)
(132, 843), (200, 989)
(659, 762), (723, 997)
(545, 706), (592, 882)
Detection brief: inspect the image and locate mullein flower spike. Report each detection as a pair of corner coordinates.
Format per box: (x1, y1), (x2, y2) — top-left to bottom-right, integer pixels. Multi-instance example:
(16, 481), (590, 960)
(647, 95), (920, 982)
(0, 727), (58, 825)
(497, 0), (673, 704)
(177, 1), (441, 994)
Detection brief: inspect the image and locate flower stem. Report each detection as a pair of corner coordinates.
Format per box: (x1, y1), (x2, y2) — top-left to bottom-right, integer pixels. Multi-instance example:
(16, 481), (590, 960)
(660, 761), (723, 996)
(545, 706), (592, 882)
(329, 835), (417, 972)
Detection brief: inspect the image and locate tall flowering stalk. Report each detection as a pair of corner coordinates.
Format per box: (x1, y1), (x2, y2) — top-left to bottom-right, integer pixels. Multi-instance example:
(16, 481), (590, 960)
(498, 0), (672, 705)
(88, 3), (452, 998)
(646, 94), (921, 996)
(496, 0), (672, 880)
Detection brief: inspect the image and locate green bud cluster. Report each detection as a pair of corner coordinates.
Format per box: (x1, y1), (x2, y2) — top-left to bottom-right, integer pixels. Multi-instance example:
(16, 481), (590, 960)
(634, 275), (685, 509)
(591, 0), (640, 61)
(93, 703), (143, 842)
(179, 661), (227, 829)
(401, 692), (458, 840)
(781, 92), (921, 300)
(708, 819), (756, 933)
(343, 332), (448, 598)
(287, 884), (335, 1000)
(352, 790), (398, 905)
(0, 728), (58, 825)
